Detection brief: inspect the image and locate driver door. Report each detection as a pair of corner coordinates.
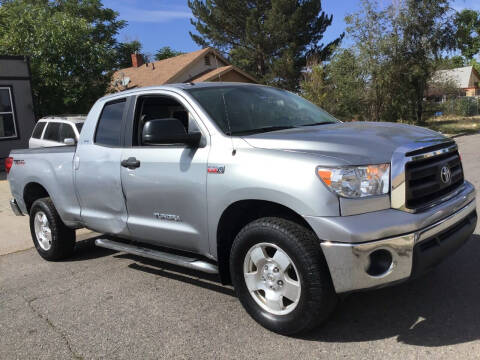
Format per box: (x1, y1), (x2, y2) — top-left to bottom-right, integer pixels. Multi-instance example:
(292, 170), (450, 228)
(120, 93), (210, 254)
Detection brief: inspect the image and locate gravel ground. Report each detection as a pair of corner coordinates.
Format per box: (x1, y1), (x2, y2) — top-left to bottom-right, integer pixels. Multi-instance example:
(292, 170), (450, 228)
(0, 133), (479, 359)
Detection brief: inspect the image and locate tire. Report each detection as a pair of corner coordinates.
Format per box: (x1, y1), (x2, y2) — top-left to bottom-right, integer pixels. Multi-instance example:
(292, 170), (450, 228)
(230, 217), (337, 335)
(29, 197), (75, 261)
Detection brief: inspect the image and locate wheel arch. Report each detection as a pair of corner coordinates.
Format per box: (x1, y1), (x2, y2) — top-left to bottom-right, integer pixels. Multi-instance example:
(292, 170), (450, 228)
(23, 182), (50, 214)
(216, 199), (317, 284)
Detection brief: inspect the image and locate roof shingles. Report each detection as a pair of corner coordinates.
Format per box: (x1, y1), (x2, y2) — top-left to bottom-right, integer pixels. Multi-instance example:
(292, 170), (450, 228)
(432, 66), (480, 89)
(112, 48), (212, 88)
(111, 48), (257, 90)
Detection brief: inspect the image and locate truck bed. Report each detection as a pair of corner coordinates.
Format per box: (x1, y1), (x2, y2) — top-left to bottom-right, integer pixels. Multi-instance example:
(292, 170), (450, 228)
(10, 145), (76, 155)
(8, 145), (82, 227)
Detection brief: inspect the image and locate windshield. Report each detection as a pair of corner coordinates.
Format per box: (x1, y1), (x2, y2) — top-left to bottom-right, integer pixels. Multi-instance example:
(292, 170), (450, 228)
(186, 85), (338, 135)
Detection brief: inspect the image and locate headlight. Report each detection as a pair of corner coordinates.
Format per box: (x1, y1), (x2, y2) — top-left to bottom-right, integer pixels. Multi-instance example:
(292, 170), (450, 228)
(317, 164), (390, 198)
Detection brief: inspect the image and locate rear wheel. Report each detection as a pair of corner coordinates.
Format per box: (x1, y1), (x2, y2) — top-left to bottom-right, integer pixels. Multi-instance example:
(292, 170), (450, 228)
(230, 217), (337, 335)
(29, 197), (75, 260)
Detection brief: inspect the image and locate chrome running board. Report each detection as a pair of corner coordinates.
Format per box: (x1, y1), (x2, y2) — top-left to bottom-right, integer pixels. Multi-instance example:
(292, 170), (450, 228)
(95, 238), (218, 274)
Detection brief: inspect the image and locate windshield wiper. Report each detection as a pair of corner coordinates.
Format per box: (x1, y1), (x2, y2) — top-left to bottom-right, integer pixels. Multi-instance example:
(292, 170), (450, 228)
(233, 126), (296, 135)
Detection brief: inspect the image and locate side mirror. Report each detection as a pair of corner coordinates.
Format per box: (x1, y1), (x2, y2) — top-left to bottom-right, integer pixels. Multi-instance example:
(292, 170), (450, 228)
(63, 138), (76, 146)
(142, 118), (201, 147)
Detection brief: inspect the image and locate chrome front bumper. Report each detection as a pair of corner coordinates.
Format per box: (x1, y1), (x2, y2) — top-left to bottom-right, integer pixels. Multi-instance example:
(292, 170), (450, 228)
(321, 199), (477, 293)
(10, 198), (23, 216)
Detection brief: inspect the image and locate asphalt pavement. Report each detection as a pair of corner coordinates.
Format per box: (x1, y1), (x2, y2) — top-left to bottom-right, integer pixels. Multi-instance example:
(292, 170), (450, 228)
(1, 133), (479, 359)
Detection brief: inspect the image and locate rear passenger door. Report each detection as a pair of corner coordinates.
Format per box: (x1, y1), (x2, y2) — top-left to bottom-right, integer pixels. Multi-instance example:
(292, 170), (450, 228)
(74, 98), (130, 235)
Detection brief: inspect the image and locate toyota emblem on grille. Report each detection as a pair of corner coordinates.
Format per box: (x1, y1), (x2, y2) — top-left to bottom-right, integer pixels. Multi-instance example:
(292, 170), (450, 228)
(440, 166), (451, 184)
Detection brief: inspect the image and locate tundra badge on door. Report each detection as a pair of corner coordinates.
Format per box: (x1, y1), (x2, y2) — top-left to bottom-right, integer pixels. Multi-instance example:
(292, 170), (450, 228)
(154, 212), (181, 222)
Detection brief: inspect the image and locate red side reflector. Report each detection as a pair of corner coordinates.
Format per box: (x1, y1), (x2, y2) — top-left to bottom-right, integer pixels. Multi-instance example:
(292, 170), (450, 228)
(5, 157), (13, 174)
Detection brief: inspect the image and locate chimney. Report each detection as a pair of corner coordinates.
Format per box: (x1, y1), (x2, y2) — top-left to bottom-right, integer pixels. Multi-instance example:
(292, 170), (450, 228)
(131, 53), (144, 68)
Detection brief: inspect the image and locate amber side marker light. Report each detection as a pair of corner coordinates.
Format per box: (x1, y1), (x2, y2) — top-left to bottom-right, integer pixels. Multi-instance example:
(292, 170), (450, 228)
(317, 169), (332, 186)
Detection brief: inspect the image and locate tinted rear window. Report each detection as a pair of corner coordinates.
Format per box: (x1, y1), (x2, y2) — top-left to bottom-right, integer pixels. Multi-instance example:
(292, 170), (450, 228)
(32, 122), (46, 139)
(95, 100), (125, 146)
(43, 122), (61, 142)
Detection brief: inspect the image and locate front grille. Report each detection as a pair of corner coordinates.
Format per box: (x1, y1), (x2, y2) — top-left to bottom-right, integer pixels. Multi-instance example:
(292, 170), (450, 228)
(405, 150), (464, 210)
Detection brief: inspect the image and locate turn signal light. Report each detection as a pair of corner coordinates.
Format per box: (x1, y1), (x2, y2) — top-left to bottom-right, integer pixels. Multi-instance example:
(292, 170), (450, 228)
(317, 169), (332, 186)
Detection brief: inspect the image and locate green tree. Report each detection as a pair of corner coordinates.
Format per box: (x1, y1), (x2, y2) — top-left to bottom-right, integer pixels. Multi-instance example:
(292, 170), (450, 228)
(0, 0), (125, 117)
(154, 46), (184, 61)
(188, 0), (343, 90)
(301, 62), (332, 110)
(435, 55), (466, 70)
(455, 9), (480, 61)
(393, 0), (455, 122)
(301, 49), (365, 121)
(304, 0), (455, 124)
(344, 0), (392, 121)
(469, 58), (480, 74)
(116, 40), (143, 69)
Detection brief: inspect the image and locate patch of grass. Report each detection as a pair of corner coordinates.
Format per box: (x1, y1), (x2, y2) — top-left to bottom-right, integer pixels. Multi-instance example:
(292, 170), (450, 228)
(424, 115), (480, 137)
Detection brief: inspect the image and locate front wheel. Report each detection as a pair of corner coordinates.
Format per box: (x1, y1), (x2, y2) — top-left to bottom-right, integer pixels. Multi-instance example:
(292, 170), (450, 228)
(230, 217), (337, 335)
(29, 197), (75, 261)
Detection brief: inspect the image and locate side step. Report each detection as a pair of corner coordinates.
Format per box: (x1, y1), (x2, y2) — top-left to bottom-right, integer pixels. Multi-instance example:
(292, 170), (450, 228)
(95, 238), (218, 274)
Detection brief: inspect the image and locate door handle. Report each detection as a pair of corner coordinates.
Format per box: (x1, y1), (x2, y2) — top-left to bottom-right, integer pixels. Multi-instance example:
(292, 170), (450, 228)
(121, 157), (141, 169)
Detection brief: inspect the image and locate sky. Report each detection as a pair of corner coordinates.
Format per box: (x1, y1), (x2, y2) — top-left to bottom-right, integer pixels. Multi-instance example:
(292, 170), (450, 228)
(103, 0), (480, 58)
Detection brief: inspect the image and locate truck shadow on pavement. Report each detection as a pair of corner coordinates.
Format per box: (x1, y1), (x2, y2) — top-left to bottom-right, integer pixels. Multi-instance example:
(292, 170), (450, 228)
(122, 256), (236, 297)
(69, 237), (117, 260)
(69, 233), (480, 346)
(303, 234), (480, 347)
(69, 236), (235, 296)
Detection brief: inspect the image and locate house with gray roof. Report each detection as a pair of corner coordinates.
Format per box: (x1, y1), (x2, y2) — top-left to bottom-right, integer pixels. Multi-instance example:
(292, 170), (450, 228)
(429, 66), (480, 101)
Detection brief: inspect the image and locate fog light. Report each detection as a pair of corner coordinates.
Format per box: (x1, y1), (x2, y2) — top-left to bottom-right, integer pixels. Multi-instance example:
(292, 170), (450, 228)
(366, 249), (393, 277)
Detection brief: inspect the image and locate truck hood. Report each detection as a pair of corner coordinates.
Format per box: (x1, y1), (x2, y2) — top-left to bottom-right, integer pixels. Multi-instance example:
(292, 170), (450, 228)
(242, 122), (450, 164)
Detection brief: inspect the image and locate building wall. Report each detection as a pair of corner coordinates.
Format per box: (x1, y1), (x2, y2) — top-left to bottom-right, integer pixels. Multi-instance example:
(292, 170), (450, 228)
(465, 88), (479, 97)
(0, 56), (36, 162)
(218, 71), (256, 83)
(468, 71), (480, 88)
(170, 52), (228, 83)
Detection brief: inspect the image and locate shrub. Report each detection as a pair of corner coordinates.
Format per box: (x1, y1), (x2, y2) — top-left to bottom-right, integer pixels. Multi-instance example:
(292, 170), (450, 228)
(439, 97), (479, 116)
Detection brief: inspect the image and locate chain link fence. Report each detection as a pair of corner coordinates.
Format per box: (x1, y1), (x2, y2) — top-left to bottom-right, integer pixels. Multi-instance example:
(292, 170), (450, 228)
(425, 97), (480, 118)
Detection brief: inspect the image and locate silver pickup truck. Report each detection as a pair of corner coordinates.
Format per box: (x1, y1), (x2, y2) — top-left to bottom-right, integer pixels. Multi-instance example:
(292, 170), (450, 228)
(6, 83), (477, 335)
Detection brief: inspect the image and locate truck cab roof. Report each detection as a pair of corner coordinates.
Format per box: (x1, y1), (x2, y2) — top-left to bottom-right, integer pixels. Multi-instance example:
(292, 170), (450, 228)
(100, 82), (264, 101)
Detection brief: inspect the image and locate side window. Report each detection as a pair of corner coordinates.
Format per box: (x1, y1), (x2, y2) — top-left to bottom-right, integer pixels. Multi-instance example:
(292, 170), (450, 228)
(43, 122), (61, 142)
(31, 122), (46, 139)
(95, 100), (125, 146)
(59, 123), (76, 142)
(133, 96), (192, 146)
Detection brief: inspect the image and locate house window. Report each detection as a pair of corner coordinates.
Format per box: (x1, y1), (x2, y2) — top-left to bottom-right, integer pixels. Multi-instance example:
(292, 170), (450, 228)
(204, 55), (211, 66)
(0, 87), (17, 139)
